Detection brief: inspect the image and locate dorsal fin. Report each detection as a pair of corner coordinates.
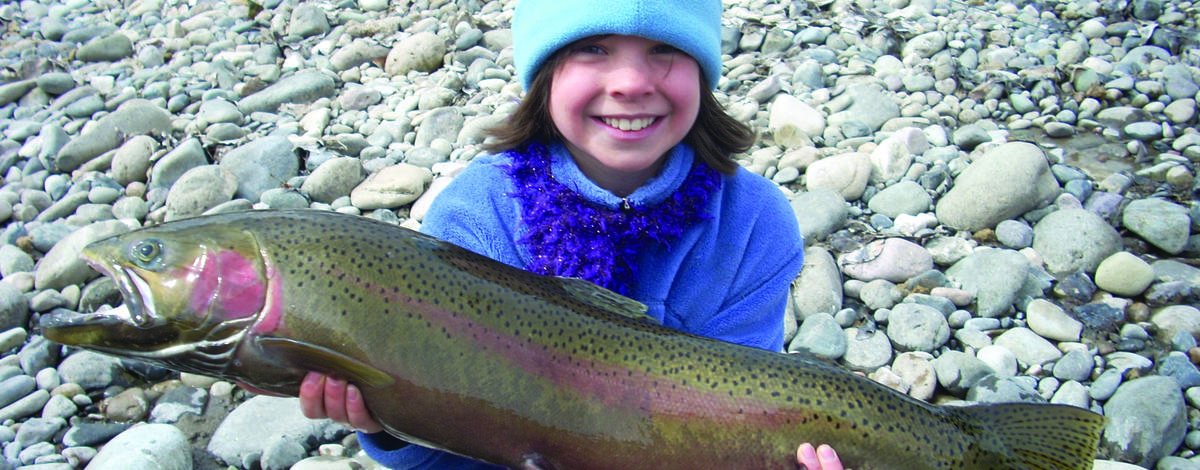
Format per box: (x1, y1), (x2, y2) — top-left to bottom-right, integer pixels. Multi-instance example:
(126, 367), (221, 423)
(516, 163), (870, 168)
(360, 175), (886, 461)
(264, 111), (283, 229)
(554, 277), (657, 323)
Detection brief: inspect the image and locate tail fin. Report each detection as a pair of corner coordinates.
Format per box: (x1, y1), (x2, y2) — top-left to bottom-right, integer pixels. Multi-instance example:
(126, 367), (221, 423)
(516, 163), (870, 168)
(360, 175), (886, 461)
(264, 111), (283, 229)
(953, 403), (1106, 470)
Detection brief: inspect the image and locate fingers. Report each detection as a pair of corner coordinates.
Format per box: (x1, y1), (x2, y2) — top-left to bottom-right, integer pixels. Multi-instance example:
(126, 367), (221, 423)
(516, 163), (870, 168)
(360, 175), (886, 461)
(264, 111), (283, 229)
(817, 444), (843, 470)
(797, 443), (843, 470)
(298, 372), (327, 419)
(297, 372), (384, 433)
(322, 376), (351, 424)
(345, 384), (385, 433)
(797, 443), (818, 470)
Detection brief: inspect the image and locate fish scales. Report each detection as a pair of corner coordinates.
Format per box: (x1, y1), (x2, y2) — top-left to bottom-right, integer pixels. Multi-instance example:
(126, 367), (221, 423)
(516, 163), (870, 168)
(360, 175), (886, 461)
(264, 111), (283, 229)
(255, 214), (966, 467)
(41, 210), (1105, 470)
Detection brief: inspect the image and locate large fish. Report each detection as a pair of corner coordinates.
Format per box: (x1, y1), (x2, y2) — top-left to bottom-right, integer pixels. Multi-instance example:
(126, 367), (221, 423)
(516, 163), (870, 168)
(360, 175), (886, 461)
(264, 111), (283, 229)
(41, 209), (1104, 469)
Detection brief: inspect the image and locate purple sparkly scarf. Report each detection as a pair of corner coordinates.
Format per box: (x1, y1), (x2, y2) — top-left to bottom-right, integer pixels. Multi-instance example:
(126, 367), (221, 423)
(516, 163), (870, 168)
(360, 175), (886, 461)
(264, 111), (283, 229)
(505, 143), (720, 296)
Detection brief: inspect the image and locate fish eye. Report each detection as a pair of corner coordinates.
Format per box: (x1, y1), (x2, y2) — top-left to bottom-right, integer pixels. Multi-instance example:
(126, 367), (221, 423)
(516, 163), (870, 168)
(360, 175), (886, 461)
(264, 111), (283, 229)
(131, 239), (163, 267)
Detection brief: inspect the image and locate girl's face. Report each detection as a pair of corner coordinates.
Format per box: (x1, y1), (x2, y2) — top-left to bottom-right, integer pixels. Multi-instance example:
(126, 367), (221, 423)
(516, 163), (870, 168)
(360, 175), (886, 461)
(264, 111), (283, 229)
(549, 35), (701, 197)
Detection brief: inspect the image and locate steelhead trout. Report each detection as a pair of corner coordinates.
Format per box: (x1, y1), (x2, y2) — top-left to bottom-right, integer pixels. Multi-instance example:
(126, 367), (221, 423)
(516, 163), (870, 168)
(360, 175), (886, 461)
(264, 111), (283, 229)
(41, 209), (1104, 470)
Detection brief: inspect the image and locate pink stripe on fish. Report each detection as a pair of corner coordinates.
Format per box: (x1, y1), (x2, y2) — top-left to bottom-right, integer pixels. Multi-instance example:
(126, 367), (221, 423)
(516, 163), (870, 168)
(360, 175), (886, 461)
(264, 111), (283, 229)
(253, 264), (285, 334)
(184, 251), (218, 315)
(214, 250), (265, 319)
(332, 267), (800, 429)
(183, 250), (267, 322)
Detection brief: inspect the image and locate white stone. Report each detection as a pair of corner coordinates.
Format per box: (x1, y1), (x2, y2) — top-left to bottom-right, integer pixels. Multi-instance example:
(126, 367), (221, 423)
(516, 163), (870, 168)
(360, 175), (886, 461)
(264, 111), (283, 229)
(892, 352), (936, 400)
(358, 0), (388, 11)
(1026, 298), (1083, 342)
(87, 423), (191, 470)
(1164, 99), (1195, 124)
(385, 32), (446, 76)
(994, 327), (1063, 367)
(350, 163), (432, 210)
(805, 152), (871, 201)
(976, 344), (1018, 377)
(1091, 461), (1147, 470)
(868, 127), (927, 184)
(1151, 305), (1200, 342)
(1094, 251), (1155, 297)
(935, 142), (1060, 232)
(790, 247), (844, 320)
(769, 94), (825, 148)
(838, 238), (933, 282)
(1080, 19), (1107, 39)
(902, 31), (946, 59)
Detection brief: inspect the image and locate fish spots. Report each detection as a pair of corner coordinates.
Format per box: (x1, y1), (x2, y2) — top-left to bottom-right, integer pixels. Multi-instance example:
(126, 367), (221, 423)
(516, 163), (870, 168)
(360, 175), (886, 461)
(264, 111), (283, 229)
(234, 212), (1050, 468)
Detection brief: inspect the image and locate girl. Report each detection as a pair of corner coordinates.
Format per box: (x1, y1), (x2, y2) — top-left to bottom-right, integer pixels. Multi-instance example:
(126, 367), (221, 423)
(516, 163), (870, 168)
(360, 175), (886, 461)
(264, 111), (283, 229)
(300, 0), (843, 468)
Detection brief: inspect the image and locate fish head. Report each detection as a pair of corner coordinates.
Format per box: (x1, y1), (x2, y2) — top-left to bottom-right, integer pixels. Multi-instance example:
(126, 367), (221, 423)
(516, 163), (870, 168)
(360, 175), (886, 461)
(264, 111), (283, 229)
(41, 222), (269, 376)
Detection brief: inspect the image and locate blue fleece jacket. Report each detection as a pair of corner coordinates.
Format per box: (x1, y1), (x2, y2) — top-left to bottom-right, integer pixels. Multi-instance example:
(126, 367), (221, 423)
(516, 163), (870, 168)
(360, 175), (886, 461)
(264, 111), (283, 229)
(357, 141), (805, 469)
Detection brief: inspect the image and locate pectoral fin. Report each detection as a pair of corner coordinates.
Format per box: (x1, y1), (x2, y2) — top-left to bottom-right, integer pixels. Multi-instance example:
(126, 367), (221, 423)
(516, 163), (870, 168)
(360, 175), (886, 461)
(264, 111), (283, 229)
(256, 336), (395, 388)
(554, 277), (656, 323)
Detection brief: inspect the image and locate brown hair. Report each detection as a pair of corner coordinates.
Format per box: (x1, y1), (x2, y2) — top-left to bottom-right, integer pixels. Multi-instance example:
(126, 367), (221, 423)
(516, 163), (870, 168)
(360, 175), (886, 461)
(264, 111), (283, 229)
(484, 48), (754, 175)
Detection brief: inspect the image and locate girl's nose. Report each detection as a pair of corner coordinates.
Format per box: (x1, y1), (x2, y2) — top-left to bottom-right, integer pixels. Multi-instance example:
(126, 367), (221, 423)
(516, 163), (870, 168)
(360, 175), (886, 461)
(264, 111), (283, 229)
(605, 56), (657, 98)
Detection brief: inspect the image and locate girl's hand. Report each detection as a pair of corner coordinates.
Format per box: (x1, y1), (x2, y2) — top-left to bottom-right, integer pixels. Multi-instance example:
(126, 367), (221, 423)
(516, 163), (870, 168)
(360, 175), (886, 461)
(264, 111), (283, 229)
(298, 371), (384, 434)
(797, 443), (843, 470)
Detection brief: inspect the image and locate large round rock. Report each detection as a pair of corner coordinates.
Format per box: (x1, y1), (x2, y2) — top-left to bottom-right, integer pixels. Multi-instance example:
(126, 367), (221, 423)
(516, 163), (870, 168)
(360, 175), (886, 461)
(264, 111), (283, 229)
(86, 423), (192, 470)
(1032, 208), (1122, 276)
(935, 142), (1061, 231)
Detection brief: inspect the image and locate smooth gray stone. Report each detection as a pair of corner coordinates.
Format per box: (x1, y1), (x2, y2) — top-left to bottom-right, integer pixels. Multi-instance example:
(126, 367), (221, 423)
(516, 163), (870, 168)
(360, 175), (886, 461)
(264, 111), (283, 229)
(789, 188), (849, 242)
(0, 282), (28, 332)
(1102, 376), (1186, 467)
(0, 80), (36, 107)
(35, 73), (75, 95)
(219, 136), (300, 201)
(54, 100), (171, 172)
(208, 396), (345, 468)
(935, 142), (1060, 232)
(237, 70), (336, 114)
(76, 33), (134, 62)
(1032, 208), (1123, 276)
(0, 375), (35, 409)
(86, 424), (192, 470)
(149, 138), (208, 192)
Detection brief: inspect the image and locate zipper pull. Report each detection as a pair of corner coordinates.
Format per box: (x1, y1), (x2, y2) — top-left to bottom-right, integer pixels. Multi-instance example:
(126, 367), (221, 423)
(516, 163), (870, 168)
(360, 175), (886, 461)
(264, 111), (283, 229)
(620, 199), (633, 213)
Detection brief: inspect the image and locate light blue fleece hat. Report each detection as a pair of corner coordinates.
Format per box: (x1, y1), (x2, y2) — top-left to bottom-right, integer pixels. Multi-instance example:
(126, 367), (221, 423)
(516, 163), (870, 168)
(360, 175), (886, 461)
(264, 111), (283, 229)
(512, 0), (723, 91)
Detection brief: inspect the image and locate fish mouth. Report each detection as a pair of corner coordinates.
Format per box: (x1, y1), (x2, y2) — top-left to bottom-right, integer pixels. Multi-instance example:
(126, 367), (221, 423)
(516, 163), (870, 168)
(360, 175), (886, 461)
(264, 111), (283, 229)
(40, 303), (181, 355)
(38, 245), (173, 352)
(81, 250), (158, 328)
(41, 303), (138, 333)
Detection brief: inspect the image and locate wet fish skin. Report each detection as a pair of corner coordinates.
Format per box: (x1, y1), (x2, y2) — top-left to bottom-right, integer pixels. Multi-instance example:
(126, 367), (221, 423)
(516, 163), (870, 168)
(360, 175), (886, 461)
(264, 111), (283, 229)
(40, 209), (1105, 470)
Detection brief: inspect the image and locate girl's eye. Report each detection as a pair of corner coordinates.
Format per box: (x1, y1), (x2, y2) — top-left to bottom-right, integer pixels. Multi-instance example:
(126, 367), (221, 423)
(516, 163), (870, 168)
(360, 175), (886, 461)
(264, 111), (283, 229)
(652, 44), (682, 54)
(573, 44), (604, 55)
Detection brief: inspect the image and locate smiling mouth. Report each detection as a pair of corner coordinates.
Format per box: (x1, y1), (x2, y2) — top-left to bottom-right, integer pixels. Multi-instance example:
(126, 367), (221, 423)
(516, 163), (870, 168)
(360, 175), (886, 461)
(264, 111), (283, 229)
(600, 117), (658, 131)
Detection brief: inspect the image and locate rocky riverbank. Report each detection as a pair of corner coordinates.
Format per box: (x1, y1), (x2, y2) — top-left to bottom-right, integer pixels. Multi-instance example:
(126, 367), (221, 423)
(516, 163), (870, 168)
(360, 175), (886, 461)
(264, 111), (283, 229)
(0, 0), (1198, 468)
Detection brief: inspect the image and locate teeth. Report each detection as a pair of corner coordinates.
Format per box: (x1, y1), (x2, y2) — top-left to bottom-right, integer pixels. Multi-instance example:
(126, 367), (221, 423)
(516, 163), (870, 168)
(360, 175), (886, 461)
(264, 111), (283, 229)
(602, 117), (655, 131)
